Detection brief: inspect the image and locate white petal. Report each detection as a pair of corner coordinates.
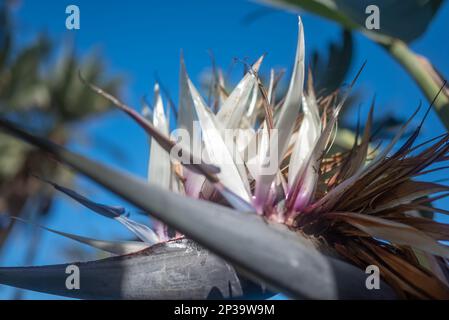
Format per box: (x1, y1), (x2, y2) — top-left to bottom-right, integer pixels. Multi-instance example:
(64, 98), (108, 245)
(147, 83), (171, 191)
(217, 55), (263, 129)
(275, 16), (305, 161)
(253, 17), (305, 209)
(116, 215), (160, 244)
(288, 95), (321, 187)
(187, 78), (251, 202)
(178, 53), (196, 136)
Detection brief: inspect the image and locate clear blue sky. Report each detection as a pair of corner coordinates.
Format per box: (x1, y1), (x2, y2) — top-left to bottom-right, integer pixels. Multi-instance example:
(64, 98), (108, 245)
(1, 0), (449, 299)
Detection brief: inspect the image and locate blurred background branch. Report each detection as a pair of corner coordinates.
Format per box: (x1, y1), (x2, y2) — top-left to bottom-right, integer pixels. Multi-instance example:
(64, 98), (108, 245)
(0, 1), (122, 258)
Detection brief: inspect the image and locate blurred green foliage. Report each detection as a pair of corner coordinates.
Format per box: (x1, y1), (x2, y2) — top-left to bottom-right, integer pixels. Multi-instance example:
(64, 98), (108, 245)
(0, 4), (122, 180)
(0, 2), (122, 256)
(262, 0), (442, 42)
(260, 0), (449, 129)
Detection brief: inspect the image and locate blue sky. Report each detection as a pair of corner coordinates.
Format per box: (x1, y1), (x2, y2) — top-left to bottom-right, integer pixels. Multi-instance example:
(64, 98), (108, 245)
(1, 0), (449, 299)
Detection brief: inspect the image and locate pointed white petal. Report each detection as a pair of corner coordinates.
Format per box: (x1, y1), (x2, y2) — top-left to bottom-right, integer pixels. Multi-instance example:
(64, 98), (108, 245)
(116, 215), (160, 244)
(245, 83), (259, 124)
(288, 95), (321, 187)
(187, 77), (251, 202)
(254, 18), (305, 209)
(148, 84), (171, 191)
(275, 17), (305, 161)
(178, 53), (196, 136)
(217, 55), (263, 129)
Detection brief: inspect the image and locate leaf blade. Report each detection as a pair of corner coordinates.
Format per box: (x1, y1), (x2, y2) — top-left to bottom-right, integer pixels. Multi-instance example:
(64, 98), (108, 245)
(12, 217), (150, 255)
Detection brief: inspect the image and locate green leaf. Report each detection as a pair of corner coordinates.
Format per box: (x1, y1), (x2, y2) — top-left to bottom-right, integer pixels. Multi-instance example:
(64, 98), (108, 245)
(261, 0), (443, 43)
(311, 30), (353, 96)
(254, 17), (305, 211)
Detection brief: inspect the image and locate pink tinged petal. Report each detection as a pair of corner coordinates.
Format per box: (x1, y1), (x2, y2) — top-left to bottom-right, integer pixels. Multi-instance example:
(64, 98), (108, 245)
(264, 172), (287, 220)
(288, 62), (367, 213)
(288, 95), (321, 189)
(252, 124), (276, 214)
(186, 75), (252, 203)
(292, 165), (318, 211)
(184, 169), (206, 198)
(253, 17), (305, 211)
(215, 184), (257, 213)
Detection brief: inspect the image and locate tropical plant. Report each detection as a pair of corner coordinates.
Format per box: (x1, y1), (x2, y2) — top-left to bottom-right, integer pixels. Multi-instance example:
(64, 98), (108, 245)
(0, 17), (448, 300)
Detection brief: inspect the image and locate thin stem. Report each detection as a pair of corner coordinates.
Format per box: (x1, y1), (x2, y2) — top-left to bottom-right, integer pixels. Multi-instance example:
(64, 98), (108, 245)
(381, 39), (449, 129)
